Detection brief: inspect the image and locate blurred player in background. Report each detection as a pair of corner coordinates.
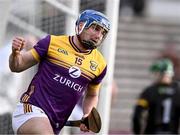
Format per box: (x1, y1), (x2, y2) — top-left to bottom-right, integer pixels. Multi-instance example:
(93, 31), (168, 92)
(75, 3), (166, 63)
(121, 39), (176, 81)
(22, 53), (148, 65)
(9, 9), (110, 135)
(132, 59), (180, 134)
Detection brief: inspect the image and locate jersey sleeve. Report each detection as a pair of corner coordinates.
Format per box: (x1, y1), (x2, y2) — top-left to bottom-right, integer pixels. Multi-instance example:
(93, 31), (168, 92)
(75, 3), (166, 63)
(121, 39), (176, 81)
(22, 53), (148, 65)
(30, 35), (51, 62)
(91, 66), (107, 84)
(88, 66), (107, 91)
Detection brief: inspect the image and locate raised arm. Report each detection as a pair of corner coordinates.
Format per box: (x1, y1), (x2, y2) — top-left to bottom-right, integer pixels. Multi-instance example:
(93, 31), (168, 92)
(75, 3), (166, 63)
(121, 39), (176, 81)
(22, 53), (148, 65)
(9, 37), (38, 72)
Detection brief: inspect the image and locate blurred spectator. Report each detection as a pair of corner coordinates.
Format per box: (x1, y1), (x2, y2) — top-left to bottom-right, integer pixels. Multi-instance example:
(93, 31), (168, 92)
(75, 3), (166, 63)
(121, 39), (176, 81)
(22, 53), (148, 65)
(119, 0), (134, 16)
(119, 0), (146, 17)
(132, 59), (180, 134)
(132, 0), (146, 16)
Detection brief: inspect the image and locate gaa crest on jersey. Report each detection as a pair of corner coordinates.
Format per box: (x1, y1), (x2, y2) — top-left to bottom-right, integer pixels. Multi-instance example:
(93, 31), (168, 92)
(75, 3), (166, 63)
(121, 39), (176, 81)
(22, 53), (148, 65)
(69, 66), (81, 78)
(90, 61), (98, 71)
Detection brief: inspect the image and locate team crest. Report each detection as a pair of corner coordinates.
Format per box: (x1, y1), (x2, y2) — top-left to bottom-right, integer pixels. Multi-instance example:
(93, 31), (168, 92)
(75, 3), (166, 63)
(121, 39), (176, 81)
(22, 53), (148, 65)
(90, 61), (98, 71)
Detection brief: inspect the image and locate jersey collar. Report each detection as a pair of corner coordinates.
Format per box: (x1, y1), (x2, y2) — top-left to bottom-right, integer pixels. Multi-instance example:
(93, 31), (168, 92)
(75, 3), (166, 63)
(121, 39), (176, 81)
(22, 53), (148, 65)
(69, 36), (92, 54)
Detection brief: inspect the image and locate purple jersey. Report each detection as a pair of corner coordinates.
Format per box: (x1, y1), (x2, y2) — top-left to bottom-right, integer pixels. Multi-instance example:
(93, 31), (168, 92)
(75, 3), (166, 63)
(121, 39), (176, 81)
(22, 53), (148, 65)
(20, 35), (107, 134)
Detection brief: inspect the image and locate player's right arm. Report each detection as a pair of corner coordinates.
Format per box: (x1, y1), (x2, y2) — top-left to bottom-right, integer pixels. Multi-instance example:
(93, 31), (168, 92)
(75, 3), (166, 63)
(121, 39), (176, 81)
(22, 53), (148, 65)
(9, 37), (38, 72)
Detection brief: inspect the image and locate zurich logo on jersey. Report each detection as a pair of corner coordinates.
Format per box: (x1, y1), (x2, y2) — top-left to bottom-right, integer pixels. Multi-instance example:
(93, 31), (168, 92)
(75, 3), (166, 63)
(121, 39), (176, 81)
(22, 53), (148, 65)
(69, 66), (81, 78)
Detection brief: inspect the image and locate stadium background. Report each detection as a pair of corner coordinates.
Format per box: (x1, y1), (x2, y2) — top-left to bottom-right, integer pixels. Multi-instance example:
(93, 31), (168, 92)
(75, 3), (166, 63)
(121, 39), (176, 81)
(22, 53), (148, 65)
(0, 0), (180, 134)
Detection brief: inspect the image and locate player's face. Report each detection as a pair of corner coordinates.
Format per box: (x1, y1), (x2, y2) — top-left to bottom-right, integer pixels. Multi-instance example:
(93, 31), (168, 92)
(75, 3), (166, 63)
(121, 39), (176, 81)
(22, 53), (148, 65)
(161, 73), (173, 84)
(152, 72), (173, 84)
(80, 23), (108, 47)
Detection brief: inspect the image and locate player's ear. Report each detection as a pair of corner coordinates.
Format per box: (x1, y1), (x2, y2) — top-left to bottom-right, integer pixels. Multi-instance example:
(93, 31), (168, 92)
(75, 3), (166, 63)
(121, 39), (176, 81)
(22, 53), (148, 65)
(78, 22), (85, 31)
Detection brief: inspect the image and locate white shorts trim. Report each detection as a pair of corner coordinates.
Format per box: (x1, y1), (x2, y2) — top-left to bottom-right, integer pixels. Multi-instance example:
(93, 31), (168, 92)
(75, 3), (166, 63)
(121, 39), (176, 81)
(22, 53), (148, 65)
(12, 102), (48, 134)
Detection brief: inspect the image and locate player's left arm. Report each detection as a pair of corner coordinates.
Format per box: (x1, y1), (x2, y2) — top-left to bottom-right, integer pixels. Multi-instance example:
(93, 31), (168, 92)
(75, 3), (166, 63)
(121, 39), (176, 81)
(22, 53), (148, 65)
(82, 83), (100, 117)
(82, 65), (106, 116)
(80, 62), (106, 132)
(80, 83), (101, 132)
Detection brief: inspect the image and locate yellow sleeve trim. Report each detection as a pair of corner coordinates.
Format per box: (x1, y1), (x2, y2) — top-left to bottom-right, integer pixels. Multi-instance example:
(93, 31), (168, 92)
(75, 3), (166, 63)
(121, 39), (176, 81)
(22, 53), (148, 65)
(137, 99), (149, 108)
(88, 83), (101, 93)
(30, 49), (40, 62)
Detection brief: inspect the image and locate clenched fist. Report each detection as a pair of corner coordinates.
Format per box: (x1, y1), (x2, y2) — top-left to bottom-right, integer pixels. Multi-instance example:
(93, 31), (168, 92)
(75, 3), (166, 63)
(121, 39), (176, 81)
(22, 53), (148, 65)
(12, 37), (25, 55)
